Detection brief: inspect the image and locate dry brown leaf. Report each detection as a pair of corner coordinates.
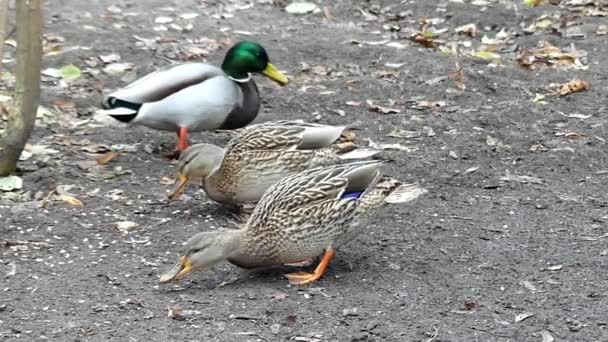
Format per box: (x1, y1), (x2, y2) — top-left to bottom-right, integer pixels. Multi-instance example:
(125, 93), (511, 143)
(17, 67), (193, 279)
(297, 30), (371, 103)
(410, 32), (437, 49)
(455, 23), (477, 37)
(514, 312), (536, 323)
(449, 64), (466, 91)
(159, 176), (175, 185)
(524, 0), (545, 6)
(116, 221), (139, 234)
(55, 194), (83, 206)
(556, 79), (590, 96)
(82, 143), (111, 154)
(517, 42), (586, 70)
(96, 151), (119, 165)
(367, 100), (401, 114)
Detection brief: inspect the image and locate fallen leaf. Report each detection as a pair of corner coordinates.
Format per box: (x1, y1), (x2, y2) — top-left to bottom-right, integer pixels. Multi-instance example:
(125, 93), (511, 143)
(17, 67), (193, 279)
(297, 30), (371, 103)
(533, 93), (546, 104)
(500, 173), (543, 184)
(518, 42), (587, 70)
(414, 100), (446, 109)
(107, 5), (122, 14)
(545, 264), (563, 271)
(116, 221), (139, 234)
(55, 194), (83, 206)
(556, 79), (590, 96)
(99, 53), (121, 64)
(388, 129), (420, 139)
(0, 176), (23, 191)
(269, 291), (288, 300)
(566, 113), (591, 119)
(449, 64), (466, 90)
(285, 2), (318, 14)
(58, 64), (81, 81)
(455, 23), (477, 37)
(82, 143), (111, 154)
(524, 0), (545, 6)
(535, 17), (554, 30)
(368, 104), (401, 114)
(472, 50), (501, 61)
(97, 152), (119, 165)
(159, 176), (175, 185)
(515, 312), (535, 323)
(155, 16), (174, 24)
(385, 41), (408, 49)
(167, 306), (201, 320)
(410, 32), (437, 48)
(540, 330), (554, 342)
(368, 139), (413, 152)
(179, 12), (199, 20)
(270, 324), (281, 334)
(103, 63), (134, 75)
(464, 166), (479, 174)
(385, 62), (404, 69)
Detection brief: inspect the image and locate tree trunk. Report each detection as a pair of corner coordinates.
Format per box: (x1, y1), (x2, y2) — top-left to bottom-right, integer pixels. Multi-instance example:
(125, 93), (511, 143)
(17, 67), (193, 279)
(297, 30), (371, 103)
(0, 0), (9, 73)
(0, 0), (42, 176)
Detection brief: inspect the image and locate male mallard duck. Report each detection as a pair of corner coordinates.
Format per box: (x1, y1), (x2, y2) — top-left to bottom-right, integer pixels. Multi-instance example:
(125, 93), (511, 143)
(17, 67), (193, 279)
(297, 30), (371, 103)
(167, 120), (380, 205)
(101, 41), (288, 155)
(159, 160), (425, 285)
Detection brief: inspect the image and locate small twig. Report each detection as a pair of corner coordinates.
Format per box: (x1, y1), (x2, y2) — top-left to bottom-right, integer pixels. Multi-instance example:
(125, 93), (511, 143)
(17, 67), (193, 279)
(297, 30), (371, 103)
(123, 237), (150, 244)
(0, 239), (52, 248)
(425, 327), (439, 342)
(580, 233), (608, 241)
(449, 215), (473, 220)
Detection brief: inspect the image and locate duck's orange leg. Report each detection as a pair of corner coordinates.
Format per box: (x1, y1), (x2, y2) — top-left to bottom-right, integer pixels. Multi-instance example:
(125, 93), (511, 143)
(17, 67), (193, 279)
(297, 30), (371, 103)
(285, 247), (336, 285)
(176, 127), (189, 152)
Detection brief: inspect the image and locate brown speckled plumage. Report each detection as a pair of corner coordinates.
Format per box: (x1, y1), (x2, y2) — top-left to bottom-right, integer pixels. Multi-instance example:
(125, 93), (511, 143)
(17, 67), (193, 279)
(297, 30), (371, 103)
(232, 160), (398, 266)
(160, 160), (425, 284)
(171, 120), (379, 205)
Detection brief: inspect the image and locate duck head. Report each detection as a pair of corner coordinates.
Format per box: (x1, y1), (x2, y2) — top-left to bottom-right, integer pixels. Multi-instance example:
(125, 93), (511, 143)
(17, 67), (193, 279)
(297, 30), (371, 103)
(221, 41), (288, 86)
(159, 229), (242, 283)
(168, 143), (225, 200)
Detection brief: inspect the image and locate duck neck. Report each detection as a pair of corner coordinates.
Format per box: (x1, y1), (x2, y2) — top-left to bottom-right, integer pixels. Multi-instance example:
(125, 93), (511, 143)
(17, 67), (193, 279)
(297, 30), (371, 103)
(219, 79), (260, 130)
(221, 228), (245, 259)
(202, 166), (224, 201)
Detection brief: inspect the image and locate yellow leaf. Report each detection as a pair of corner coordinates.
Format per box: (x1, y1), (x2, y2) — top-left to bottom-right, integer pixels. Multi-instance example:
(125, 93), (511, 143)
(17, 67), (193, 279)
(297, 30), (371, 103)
(473, 50), (501, 60)
(55, 194), (83, 206)
(535, 18), (553, 29)
(523, 0), (544, 6)
(96, 151), (119, 165)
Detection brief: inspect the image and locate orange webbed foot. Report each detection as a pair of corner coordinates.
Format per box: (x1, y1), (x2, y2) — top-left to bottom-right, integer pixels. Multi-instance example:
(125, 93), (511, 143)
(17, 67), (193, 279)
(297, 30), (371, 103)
(285, 271), (321, 285)
(284, 248), (336, 285)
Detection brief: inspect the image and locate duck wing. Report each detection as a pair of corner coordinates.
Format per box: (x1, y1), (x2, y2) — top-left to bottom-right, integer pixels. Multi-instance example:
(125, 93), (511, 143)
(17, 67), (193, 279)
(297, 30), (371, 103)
(103, 63), (225, 106)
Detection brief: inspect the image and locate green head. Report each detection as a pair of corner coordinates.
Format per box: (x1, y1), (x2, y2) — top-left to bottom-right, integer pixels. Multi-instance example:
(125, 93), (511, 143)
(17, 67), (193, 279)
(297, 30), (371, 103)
(221, 41), (288, 85)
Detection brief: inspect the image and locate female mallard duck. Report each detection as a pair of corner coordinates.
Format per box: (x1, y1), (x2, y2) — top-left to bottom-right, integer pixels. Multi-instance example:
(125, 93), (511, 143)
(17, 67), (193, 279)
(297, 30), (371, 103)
(101, 41), (288, 155)
(159, 160), (425, 285)
(167, 120), (380, 205)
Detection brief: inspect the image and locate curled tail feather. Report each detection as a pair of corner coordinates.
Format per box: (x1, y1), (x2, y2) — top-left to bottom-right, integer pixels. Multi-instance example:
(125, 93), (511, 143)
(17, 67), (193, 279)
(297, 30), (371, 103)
(358, 177), (426, 214)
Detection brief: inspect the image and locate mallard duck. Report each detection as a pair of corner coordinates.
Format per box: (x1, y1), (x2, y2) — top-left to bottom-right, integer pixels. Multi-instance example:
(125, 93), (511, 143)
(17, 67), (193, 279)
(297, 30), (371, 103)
(101, 41), (288, 155)
(159, 160), (425, 285)
(167, 120), (380, 206)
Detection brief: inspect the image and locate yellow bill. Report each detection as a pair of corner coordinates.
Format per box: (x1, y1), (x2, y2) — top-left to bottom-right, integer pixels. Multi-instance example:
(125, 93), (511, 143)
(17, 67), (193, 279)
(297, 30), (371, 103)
(167, 174), (189, 200)
(159, 256), (193, 283)
(262, 63), (288, 86)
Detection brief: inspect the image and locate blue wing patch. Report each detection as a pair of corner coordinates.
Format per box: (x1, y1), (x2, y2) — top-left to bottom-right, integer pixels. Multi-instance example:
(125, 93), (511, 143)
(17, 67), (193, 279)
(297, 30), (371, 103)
(341, 191), (363, 200)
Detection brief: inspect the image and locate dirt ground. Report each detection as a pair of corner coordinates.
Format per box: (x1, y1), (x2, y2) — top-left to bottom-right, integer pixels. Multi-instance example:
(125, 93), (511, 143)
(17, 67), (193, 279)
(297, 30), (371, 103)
(1, 0), (608, 341)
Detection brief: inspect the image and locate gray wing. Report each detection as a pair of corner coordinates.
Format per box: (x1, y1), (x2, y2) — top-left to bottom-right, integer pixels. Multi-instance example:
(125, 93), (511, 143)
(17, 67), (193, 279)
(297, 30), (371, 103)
(248, 160), (383, 228)
(226, 121), (348, 154)
(106, 63), (225, 104)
